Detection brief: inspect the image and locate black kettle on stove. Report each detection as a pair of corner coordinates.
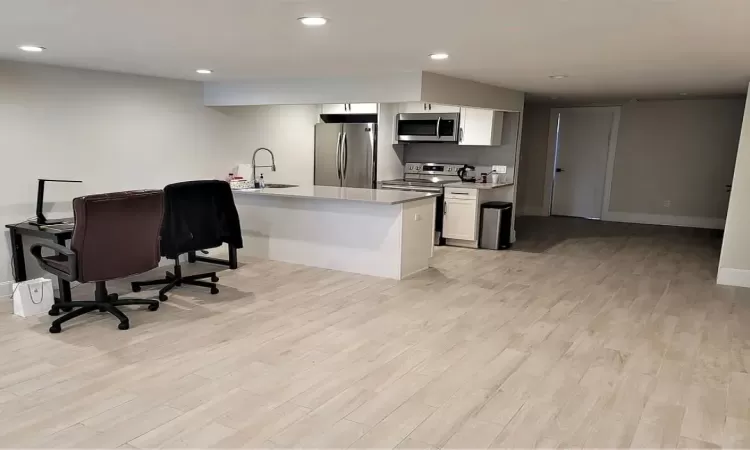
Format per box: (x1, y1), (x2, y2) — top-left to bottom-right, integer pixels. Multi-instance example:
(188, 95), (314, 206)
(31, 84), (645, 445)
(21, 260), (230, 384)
(457, 164), (477, 182)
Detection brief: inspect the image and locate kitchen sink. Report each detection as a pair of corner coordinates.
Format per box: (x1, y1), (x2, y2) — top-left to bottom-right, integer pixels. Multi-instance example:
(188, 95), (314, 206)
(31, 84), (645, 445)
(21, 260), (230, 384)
(264, 183), (298, 188)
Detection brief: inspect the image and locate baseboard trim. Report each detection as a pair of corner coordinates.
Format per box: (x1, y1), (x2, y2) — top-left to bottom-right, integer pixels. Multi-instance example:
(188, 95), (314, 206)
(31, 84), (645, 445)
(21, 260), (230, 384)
(603, 212), (725, 230)
(518, 206), (547, 216)
(0, 281), (13, 299)
(717, 268), (750, 287)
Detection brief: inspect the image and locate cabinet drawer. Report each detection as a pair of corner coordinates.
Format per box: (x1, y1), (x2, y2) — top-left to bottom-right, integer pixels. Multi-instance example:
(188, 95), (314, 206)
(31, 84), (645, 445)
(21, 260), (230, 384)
(445, 187), (478, 199)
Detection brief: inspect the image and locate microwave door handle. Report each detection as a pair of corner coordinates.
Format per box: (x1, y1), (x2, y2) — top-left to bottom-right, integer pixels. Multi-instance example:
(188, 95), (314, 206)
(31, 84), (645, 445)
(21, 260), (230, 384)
(436, 117), (441, 138)
(342, 132), (348, 180)
(336, 132), (343, 183)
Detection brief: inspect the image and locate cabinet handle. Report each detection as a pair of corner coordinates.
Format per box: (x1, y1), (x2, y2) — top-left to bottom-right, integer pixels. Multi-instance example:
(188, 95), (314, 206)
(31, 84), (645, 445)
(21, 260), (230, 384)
(452, 192), (470, 195)
(459, 127), (463, 143)
(423, 103), (427, 111)
(429, 104), (432, 111)
(444, 201), (447, 214)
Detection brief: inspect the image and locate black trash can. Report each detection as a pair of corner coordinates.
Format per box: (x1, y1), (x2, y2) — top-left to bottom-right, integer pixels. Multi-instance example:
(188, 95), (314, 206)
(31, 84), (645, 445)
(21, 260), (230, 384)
(479, 201), (512, 250)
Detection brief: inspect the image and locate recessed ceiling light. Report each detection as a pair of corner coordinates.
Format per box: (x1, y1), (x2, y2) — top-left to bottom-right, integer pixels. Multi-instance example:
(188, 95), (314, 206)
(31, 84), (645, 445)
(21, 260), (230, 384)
(196, 69), (213, 74)
(430, 53), (449, 61)
(549, 74), (567, 79)
(299, 16), (327, 26)
(18, 45), (45, 53)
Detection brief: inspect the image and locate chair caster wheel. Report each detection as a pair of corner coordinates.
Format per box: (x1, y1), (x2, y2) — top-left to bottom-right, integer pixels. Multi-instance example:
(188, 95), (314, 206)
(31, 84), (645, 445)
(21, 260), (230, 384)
(98, 307), (107, 313)
(49, 308), (60, 316)
(109, 293), (119, 301)
(159, 293), (168, 301)
(210, 287), (219, 295)
(132, 284), (141, 293)
(61, 306), (73, 313)
(49, 324), (61, 334)
(211, 275), (219, 282)
(118, 322), (130, 330)
(148, 303), (159, 311)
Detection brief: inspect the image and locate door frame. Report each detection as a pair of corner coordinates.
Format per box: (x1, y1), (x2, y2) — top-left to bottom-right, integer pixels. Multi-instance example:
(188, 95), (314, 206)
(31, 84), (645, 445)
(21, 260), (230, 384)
(541, 106), (621, 218)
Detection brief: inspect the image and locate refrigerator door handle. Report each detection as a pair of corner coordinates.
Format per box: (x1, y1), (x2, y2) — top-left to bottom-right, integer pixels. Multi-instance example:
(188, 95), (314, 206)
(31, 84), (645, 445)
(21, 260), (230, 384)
(342, 132), (348, 180)
(336, 132), (343, 182)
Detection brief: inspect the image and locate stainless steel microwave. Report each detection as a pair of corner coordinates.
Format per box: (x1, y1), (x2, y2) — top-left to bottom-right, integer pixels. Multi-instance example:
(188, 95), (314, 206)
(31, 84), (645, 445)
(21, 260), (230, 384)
(395, 113), (460, 143)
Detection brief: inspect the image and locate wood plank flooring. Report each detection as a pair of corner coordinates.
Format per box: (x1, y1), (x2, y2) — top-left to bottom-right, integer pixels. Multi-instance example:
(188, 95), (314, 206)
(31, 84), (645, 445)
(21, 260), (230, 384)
(0, 216), (749, 448)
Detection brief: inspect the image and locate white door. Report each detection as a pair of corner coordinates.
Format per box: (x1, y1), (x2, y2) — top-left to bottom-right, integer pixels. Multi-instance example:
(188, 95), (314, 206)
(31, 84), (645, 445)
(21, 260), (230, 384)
(443, 199), (477, 240)
(551, 108), (617, 218)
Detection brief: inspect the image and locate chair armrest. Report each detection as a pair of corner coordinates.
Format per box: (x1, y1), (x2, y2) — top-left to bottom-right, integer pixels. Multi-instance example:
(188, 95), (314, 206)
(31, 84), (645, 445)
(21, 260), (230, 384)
(30, 242), (77, 281)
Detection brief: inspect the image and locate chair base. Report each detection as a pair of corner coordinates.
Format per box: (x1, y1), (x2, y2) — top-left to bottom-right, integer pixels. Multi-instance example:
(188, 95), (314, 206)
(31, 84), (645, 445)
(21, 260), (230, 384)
(48, 281), (159, 333)
(131, 258), (219, 301)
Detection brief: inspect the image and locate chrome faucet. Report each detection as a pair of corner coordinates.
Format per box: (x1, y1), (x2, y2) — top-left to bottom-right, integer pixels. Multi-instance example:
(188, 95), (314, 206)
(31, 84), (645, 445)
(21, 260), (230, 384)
(251, 147), (276, 183)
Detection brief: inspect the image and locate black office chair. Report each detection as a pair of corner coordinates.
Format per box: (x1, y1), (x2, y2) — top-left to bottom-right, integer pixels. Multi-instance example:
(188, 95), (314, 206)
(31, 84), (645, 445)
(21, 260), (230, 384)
(132, 180), (242, 301)
(30, 190), (164, 333)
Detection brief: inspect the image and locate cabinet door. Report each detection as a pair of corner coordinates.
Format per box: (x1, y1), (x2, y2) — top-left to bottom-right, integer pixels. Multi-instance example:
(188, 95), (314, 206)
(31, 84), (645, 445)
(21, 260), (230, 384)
(443, 198), (478, 241)
(321, 104), (349, 114)
(459, 107), (494, 146)
(348, 103), (378, 114)
(398, 102), (430, 113)
(428, 104), (461, 113)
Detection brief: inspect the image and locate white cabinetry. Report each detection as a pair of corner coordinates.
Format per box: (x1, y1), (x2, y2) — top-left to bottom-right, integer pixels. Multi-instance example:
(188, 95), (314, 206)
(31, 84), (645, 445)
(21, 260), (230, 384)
(444, 199), (478, 241)
(443, 187), (479, 242)
(442, 185), (514, 248)
(459, 108), (504, 146)
(398, 103), (460, 114)
(321, 103), (378, 114)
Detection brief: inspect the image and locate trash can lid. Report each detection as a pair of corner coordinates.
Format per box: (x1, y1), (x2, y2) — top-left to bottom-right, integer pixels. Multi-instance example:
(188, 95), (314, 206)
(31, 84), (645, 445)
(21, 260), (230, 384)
(482, 201), (512, 209)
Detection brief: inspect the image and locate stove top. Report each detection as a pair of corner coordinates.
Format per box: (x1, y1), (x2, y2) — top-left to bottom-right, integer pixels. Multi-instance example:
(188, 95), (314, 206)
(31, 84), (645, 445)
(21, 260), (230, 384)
(381, 162), (464, 188)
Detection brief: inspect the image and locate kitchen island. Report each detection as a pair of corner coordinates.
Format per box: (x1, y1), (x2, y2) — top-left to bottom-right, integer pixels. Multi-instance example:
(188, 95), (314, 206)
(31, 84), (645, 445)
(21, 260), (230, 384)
(232, 186), (438, 279)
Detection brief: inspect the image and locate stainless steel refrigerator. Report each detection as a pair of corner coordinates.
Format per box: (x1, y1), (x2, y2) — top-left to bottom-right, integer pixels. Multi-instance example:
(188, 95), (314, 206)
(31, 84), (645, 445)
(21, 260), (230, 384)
(314, 123), (377, 188)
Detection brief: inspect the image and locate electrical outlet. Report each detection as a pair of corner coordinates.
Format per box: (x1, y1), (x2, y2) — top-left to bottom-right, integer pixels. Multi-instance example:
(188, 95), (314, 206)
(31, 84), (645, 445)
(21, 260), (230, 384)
(414, 213), (422, 221)
(663, 200), (671, 208)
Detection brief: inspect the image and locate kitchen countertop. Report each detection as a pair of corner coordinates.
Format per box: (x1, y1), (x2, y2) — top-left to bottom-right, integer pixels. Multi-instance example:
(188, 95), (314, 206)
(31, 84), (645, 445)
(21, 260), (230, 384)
(445, 181), (514, 190)
(233, 185), (439, 205)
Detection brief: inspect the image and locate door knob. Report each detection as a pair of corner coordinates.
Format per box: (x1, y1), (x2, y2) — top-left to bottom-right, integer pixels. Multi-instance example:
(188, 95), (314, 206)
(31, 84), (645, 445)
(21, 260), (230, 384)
(556, 168), (565, 173)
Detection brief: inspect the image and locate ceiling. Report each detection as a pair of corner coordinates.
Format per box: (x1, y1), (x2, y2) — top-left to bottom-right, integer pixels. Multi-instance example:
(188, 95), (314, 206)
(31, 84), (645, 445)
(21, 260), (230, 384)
(2, 0), (750, 98)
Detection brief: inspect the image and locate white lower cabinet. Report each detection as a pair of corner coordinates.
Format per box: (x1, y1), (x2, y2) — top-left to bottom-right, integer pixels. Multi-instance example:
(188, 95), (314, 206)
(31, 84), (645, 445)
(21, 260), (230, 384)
(442, 185), (514, 248)
(443, 198), (478, 241)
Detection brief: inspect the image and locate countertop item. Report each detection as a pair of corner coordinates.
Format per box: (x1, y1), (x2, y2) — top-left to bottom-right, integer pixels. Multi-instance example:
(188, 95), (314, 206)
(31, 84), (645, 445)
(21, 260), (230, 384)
(444, 181), (514, 190)
(233, 185), (438, 205)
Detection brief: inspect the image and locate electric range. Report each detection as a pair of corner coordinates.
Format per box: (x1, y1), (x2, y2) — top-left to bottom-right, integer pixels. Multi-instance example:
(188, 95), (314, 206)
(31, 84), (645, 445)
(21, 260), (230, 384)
(380, 163), (465, 244)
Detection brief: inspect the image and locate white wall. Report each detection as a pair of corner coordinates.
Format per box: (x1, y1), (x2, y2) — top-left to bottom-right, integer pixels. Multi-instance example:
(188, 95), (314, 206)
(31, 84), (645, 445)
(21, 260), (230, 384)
(516, 104), (551, 215)
(376, 104), (404, 181)
(0, 60), (239, 295)
(517, 98), (745, 227)
(719, 85), (750, 286)
(608, 99), (743, 223)
(225, 105), (319, 186)
(421, 72), (525, 112)
(204, 72), (423, 106)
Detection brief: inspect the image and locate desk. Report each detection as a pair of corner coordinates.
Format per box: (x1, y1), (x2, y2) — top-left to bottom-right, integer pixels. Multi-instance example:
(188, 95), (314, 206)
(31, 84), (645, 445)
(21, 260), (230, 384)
(6, 221), (240, 306)
(6, 221), (74, 305)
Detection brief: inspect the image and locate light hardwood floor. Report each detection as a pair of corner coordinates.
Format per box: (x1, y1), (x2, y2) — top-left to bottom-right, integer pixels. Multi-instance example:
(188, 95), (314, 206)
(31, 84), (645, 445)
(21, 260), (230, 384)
(1, 216), (749, 448)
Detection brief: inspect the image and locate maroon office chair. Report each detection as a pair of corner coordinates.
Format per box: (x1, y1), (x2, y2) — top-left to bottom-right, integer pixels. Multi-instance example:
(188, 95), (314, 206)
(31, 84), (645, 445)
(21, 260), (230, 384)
(31, 190), (164, 333)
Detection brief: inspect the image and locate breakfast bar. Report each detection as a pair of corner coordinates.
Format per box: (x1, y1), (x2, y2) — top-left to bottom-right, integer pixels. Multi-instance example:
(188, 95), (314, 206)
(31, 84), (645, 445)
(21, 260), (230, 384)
(233, 186), (438, 279)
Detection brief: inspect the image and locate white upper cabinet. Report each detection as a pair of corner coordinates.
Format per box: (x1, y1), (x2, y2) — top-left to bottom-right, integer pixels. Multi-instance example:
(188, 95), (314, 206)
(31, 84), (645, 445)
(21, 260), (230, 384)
(459, 107), (504, 146)
(398, 103), (461, 114)
(321, 103), (378, 115)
